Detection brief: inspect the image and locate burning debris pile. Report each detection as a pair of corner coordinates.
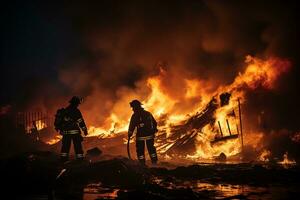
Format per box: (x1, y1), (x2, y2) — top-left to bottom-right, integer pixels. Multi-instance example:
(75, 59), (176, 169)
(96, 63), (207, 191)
(4, 55), (292, 162)
(155, 92), (238, 158)
(135, 56), (291, 161)
(75, 55), (291, 162)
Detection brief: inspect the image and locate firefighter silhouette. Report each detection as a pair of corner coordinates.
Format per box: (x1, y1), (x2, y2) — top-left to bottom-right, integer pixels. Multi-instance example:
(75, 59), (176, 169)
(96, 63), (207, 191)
(128, 99), (158, 165)
(55, 96), (88, 161)
(30, 121), (39, 141)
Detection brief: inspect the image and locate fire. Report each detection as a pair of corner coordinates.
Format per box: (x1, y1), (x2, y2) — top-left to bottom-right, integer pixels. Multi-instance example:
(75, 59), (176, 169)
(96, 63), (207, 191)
(26, 120), (47, 133)
(232, 55), (291, 90)
(35, 120), (47, 131)
(87, 113), (130, 137)
(80, 55), (291, 161)
(191, 131), (241, 159)
(144, 76), (176, 117)
(178, 56), (289, 160)
(278, 152), (296, 166)
(88, 122), (126, 138)
(46, 135), (62, 145)
(259, 149), (271, 162)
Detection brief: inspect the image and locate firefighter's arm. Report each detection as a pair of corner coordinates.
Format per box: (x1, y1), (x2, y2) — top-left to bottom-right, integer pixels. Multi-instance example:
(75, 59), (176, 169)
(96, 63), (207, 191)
(77, 111), (88, 136)
(151, 114), (158, 133)
(128, 115), (136, 137)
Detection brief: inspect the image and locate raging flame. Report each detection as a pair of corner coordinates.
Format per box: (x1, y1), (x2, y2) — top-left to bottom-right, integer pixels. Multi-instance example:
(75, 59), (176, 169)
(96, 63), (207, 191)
(232, 55), (291, 90)
(144, 76), (176, 117)
(83, 55), (291, 160)
(88, 114), (129, 137)
(187, 55), (291, 160)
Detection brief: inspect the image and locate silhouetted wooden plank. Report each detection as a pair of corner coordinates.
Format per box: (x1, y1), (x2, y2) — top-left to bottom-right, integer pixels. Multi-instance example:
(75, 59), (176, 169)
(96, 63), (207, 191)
(238, 99), (244, 150)
(210, 134), (239, 145)
(226, 119), (232, 136)
(218, 121), (223, 137)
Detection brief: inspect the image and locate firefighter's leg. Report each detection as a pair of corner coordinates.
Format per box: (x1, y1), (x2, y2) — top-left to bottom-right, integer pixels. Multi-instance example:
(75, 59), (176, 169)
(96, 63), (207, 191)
(61, 135), (71, 161)
(73, 134), (84, 160)
(146, 138), (158, 164)
(136, 139), (145, 165)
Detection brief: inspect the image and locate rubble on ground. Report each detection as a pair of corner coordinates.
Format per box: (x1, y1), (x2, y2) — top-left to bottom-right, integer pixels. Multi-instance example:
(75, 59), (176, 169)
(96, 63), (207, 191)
(1, 151), (300, 199)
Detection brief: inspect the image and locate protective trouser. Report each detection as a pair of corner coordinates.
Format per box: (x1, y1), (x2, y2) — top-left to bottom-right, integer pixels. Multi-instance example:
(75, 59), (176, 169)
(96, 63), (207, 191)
(60, 134), (84, 161)
(136, 138), (157, 165)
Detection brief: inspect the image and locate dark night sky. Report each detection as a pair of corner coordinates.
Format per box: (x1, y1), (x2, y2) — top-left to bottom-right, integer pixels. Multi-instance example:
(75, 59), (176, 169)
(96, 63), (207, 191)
(1, 1), (81, 104)
(1, 0), (300, 130)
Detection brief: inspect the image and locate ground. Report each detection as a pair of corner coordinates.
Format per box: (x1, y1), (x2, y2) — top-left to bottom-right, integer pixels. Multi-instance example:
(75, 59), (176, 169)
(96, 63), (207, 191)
(1, 151), (299, 200)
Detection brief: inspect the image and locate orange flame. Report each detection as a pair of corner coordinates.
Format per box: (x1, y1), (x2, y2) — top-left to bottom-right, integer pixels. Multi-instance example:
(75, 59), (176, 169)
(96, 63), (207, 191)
(35, 120), (47, 131)
(26, 120), (47, 133)
(259, 149), (271, 162)
(82, 55), (291, 160)
(232, 55), (291, 90)
(46, 135), (62, 145)
(278, 152), (296, 166)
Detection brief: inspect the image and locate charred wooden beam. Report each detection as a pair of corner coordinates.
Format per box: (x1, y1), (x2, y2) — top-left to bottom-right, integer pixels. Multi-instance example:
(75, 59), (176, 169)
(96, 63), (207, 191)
(164, 130), (198, 155)
(210, 134), (239, 145)
(238, 99), (244, 150)
(218, 121), (223, 137)
(226, 119), (232, 136)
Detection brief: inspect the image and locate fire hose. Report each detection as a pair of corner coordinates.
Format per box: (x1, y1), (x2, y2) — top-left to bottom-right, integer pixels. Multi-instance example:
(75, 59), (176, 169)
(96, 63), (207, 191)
(127, 135), (132, 160)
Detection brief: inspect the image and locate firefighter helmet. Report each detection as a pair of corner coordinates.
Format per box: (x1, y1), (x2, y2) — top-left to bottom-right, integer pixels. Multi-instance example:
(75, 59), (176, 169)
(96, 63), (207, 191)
(69, 96), (82, 105)
(130, 99), (142, 108)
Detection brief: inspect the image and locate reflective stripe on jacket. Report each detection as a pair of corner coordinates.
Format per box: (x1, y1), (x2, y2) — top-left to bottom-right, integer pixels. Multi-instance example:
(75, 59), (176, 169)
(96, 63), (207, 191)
(63, 130), (80, 134)
(136, 135), (154, 141)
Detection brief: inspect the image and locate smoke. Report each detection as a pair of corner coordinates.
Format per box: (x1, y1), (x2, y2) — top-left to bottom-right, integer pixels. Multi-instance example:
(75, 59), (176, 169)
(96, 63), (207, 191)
(8, 1), (299, 134)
